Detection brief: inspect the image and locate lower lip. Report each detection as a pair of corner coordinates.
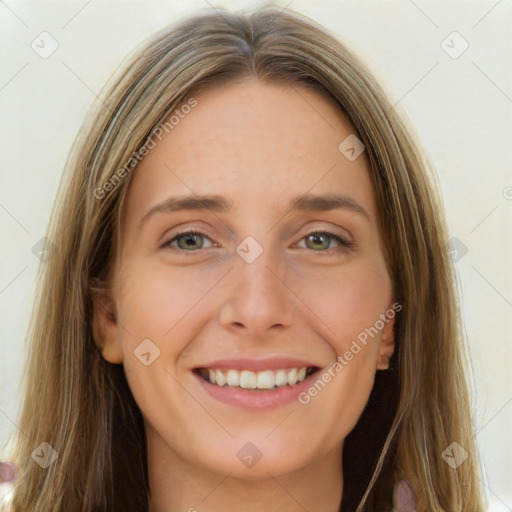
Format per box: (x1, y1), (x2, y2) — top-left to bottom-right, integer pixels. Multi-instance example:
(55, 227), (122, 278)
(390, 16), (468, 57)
(194, 371), (318, 410)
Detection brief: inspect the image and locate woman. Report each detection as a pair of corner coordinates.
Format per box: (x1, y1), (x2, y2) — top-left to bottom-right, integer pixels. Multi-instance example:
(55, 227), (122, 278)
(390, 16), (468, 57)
(5, 5), (484, 511)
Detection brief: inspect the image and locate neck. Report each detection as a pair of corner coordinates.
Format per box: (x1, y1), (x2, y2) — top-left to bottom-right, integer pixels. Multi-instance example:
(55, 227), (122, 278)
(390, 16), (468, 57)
(146, 428), (343, 512)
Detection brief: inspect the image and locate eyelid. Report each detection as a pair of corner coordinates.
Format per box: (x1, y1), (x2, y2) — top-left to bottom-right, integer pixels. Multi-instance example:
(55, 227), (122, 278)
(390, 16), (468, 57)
(161, 227), (354, 254)
(295, 230), (354, 253)
(160, 229), (217, 250)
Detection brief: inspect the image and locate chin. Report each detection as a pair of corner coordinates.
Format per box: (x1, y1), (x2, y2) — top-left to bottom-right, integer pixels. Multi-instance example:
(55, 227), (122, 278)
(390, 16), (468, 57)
(190, 434), (321, 480)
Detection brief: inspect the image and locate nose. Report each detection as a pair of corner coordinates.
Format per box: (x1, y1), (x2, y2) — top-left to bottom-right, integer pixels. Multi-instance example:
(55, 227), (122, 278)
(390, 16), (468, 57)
(216, 244), (297, 337)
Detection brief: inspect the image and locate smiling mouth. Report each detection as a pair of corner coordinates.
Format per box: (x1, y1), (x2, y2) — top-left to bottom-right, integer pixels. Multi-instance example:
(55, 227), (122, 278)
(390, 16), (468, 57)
(195, 366), (319, 391)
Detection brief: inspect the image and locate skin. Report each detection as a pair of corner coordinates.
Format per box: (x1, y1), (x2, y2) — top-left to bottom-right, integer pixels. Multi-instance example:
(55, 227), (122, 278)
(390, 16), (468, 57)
(93, 79), (396, 512)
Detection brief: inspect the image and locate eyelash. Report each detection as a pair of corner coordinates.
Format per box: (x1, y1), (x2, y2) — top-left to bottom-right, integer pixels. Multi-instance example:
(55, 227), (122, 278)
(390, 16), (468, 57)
(161, 229), (354, 255)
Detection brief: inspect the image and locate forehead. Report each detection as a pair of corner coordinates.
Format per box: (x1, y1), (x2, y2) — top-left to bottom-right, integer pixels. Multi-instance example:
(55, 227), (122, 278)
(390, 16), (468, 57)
(122, 79), (376, 224)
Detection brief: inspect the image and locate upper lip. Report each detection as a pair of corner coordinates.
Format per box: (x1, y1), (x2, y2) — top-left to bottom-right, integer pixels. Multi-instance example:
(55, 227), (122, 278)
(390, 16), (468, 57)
(194, 356), (320, 372)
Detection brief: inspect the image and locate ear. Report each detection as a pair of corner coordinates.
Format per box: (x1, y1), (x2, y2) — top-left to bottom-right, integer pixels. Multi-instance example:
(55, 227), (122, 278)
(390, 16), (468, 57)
(91, 288), (123, 364)
(376, 303), (397, 370)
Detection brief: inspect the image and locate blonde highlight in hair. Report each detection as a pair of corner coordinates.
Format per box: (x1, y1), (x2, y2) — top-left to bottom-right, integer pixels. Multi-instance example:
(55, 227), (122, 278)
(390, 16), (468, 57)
(7, 6), (484, 511)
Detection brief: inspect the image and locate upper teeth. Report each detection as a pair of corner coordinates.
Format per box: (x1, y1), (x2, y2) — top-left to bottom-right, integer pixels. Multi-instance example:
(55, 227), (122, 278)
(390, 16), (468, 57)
(204, 367), (310, 390)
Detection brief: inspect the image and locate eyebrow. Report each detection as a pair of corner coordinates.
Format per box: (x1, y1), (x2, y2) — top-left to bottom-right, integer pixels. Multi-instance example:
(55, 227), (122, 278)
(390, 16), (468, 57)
(137, 192), (370, 232)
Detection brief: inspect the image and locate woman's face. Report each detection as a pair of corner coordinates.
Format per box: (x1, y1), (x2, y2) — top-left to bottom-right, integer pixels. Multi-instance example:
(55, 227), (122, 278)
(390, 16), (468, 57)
(95, 79), (395, 481)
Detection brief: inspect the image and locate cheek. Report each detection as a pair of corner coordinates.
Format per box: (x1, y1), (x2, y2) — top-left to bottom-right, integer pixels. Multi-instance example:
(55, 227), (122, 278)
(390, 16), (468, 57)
(294, 263), (390, 436)
(293, 259), (392, 355)
(114, 260), (216, 440)
(289, 259), (391, 434)
(115, 260), (226, 349)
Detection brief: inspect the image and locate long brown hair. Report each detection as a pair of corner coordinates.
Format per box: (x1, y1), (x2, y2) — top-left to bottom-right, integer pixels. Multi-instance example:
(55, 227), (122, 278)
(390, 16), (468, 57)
(6, 5), (484, 511)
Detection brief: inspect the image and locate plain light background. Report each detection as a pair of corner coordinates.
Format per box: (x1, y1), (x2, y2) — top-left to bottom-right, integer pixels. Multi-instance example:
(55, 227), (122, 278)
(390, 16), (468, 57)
(1, 0), (511, 509)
